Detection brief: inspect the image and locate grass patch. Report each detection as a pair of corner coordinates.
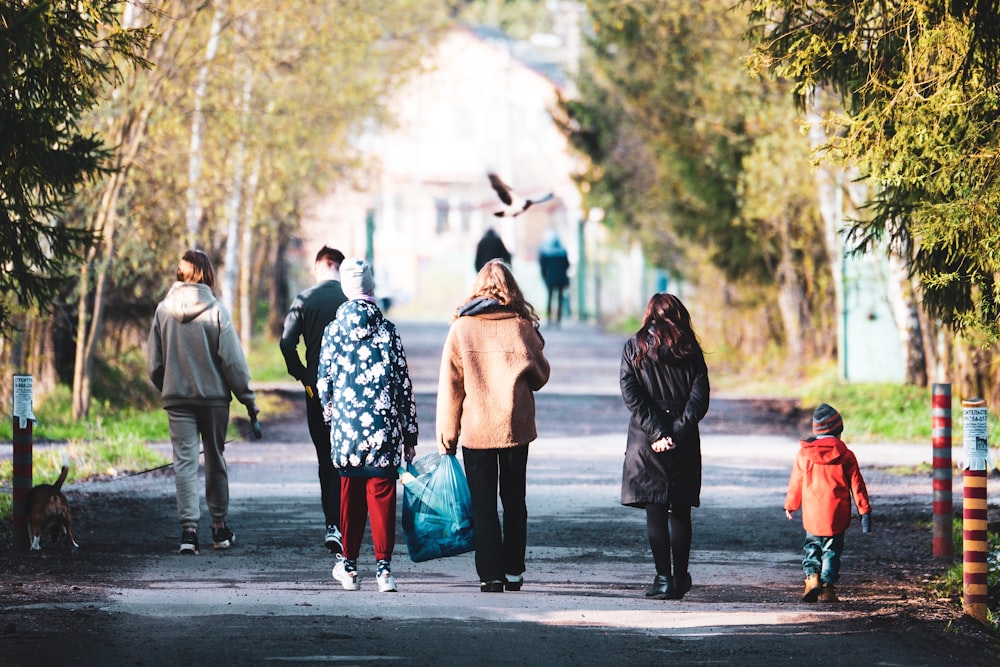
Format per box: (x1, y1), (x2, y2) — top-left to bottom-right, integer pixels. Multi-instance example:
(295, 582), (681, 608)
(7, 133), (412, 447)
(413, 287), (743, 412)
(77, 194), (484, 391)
(882, 462), (934, 476)
(0, 385), (169, 443)
(714, 360), (1000, 446)
(0, 437), (170, 485)
(0, 337), (296, 523)
(245, 338), (295, 383)
(0, 436), (170, 525)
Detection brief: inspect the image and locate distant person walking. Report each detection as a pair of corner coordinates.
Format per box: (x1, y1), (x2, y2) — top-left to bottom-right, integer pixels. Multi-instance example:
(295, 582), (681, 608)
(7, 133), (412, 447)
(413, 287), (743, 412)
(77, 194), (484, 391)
(619, 292), (710, 600)
(474, 227), (512, 271)
(279, 246), (348, 553)
(436, 259), (550, 593)
(785, 403), (872, 603)
(318, 258), (418, 593)
(538, 232), (570, 325)
(147, 249), (258, 555)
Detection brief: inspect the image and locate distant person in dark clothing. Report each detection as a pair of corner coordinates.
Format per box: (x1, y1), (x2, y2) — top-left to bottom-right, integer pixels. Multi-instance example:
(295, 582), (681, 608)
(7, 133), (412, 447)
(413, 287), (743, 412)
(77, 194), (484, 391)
(475, 228), (512, 271)
(539, 232), (570, 325)
(279, 246), (348, 554)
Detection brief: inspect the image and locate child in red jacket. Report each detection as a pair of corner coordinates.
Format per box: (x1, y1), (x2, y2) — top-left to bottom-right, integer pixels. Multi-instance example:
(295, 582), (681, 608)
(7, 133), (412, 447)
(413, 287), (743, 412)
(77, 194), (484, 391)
(785, 403), (872, 602)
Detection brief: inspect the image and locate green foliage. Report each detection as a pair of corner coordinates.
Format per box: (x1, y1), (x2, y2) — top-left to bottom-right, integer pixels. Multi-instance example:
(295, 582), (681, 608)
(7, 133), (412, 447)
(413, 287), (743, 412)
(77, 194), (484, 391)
(745, 0), (1000, 343)
(717, 361), (1000, 444)
(0, 384), (169, 443)
(557, 0), (834, 358)
(96, 0), (452, 327)
(0, 0), (152, 334)
(456, 0), (552, 39)
(245, 337), (296, 383)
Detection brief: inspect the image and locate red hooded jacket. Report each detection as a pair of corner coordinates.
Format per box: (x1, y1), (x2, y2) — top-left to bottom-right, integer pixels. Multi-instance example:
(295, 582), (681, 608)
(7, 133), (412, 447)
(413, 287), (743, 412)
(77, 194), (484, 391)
(784, 435), (871, 536)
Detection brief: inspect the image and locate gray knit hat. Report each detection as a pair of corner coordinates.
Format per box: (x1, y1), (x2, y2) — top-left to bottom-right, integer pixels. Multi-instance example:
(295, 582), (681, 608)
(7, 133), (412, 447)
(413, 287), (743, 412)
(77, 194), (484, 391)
(341, 258), (374, 300)
(812, 403), (844, 437)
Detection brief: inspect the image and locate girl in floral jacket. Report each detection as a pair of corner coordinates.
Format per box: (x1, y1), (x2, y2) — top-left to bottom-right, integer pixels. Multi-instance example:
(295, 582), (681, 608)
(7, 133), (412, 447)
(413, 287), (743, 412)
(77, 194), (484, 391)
(317, 259), (417, 593)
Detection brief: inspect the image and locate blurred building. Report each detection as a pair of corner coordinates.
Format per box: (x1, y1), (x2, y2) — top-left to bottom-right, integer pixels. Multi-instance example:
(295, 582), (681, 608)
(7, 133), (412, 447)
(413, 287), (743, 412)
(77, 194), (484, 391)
(299, 25), (587, 320)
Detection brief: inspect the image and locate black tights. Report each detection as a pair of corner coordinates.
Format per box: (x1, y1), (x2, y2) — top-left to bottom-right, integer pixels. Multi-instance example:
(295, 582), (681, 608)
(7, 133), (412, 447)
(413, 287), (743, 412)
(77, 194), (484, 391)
(645, 503), (692, 577)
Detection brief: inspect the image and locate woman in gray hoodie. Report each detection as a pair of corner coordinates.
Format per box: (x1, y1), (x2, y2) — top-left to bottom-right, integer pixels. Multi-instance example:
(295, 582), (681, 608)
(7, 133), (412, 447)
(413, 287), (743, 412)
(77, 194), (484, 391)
(147, 249), (258, 555)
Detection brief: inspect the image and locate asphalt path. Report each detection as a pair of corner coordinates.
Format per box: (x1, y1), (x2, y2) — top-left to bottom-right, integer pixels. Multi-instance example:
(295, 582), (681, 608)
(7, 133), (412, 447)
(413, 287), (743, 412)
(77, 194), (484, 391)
(2, 320), (998, 666)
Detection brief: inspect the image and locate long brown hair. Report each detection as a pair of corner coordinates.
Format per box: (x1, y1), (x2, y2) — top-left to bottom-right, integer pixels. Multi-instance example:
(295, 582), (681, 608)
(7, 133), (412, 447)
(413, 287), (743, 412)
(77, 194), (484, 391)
(466, 259), (539, 323)
(634, 293), (701, 364)
(176, 249), (216, 288)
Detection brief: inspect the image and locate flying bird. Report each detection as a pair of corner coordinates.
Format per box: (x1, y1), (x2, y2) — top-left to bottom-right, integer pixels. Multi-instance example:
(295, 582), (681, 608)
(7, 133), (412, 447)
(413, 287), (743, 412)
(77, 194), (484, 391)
(488, 173), (554, 218)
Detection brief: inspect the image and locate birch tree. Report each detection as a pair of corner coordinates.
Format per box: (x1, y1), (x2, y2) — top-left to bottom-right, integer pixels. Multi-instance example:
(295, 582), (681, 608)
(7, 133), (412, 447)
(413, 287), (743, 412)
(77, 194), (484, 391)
(71, 0), (209, 418)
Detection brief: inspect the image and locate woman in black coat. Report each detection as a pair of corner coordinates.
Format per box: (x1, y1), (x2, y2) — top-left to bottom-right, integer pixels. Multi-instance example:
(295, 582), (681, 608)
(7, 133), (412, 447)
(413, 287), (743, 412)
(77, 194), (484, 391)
(619, 293), (710, 600)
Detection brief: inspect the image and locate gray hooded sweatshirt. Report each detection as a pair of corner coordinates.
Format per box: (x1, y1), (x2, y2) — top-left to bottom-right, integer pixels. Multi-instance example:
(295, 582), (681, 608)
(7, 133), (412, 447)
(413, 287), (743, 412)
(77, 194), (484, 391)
(147, 282), (256, 409)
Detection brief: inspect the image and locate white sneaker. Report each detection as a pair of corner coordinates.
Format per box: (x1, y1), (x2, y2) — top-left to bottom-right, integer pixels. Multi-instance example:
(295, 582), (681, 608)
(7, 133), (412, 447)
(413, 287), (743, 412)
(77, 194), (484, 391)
(332, 555), (360, 591)
(376, 559), (397, 593)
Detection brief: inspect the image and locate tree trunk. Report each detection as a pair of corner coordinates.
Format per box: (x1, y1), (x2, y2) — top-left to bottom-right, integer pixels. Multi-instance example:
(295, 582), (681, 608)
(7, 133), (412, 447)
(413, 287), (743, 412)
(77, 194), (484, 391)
(920, 307), (943, 383)
(70, 3), (193, 419)
(775, 220), (807, 370)
(806, 90), (847, 374)
(185, 1), (227, 246)
(886, 248), (927, 386)
(221, 34), (256, 315)
(267, 232), (289, 338)
(73, 172), (123, 419)
(240, 158), (261, 348)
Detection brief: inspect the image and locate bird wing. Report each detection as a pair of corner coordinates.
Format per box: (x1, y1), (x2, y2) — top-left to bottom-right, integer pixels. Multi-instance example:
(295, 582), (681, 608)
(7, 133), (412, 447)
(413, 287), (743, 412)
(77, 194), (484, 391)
(488, 173), (514, 206)
(527, 192), (554, 205)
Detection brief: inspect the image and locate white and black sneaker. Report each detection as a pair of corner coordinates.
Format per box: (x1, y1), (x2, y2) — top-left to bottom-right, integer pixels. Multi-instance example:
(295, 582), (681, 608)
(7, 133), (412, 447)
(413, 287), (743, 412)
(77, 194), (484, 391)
(324, 524), (342, 553)
(179, 528), (200, 555)
(332, 554), (360, 591)
(212, 524), (235, 550)
(376, 559), (397, 593)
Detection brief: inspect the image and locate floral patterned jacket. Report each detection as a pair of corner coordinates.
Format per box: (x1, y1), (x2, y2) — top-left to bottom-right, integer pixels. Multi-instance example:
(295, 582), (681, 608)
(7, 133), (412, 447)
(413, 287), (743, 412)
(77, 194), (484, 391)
(316, 299), (418, 478)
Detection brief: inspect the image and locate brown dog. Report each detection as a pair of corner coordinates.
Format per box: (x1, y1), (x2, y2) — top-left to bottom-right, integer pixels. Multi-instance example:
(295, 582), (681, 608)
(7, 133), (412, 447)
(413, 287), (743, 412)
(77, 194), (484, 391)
(25, 461), (78, 551)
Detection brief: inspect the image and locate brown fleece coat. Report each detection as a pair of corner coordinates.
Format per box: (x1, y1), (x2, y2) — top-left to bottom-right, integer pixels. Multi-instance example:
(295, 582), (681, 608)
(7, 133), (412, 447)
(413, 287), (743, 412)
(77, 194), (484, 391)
(436, 310), (550, 453)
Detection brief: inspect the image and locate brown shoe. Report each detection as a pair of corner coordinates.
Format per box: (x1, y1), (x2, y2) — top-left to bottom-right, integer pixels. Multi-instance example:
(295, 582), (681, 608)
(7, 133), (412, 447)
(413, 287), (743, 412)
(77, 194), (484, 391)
(818, 584), (838, 602)
(802, 574), (821, 602)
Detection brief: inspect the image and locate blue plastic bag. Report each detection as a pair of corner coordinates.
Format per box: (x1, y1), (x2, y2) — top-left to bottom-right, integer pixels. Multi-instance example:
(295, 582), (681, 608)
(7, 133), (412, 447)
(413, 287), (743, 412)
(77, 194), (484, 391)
(400, 453), (475, 562)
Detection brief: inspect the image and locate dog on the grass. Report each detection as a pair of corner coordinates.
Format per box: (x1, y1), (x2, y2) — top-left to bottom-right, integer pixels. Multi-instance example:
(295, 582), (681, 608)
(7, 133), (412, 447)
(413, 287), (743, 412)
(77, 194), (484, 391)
(25, 458), (79, 551)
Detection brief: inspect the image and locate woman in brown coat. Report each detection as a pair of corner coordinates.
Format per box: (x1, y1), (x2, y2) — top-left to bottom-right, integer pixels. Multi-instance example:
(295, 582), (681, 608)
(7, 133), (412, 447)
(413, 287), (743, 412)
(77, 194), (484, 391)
(436, 259), (550, 592)
(620, 293), (709, 600)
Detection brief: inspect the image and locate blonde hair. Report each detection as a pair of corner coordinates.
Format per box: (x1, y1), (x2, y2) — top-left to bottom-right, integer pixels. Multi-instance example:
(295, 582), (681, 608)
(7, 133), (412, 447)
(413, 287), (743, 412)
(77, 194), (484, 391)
(176, 249), (216, 288)
(466, 259), (539, 323)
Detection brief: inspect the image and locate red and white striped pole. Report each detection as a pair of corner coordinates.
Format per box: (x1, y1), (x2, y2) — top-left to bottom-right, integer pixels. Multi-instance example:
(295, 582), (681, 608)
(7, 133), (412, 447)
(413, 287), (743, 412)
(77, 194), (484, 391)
(12, 375), (35, 551)
(960, 397), (990, 623)
(931, 384), (953, 559)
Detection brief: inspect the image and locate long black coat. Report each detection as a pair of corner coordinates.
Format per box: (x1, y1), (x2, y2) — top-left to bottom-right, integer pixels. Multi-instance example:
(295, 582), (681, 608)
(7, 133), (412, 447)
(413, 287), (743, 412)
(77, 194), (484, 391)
(619, 336), (710, 508)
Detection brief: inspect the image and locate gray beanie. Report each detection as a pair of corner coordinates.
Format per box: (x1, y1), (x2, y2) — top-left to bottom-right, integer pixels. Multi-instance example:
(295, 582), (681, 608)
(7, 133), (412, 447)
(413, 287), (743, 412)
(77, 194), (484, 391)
(812, 403), (844, 437)
(341, 257), (375, 300)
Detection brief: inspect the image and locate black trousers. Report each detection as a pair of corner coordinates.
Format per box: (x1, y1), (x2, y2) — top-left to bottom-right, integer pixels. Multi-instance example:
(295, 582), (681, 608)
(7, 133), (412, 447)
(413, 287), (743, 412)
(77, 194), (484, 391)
(546, 286), (565, 324)
(645, 503), (692, 577)
(462, 444), (530, 582)
(306, 390), (341, 528)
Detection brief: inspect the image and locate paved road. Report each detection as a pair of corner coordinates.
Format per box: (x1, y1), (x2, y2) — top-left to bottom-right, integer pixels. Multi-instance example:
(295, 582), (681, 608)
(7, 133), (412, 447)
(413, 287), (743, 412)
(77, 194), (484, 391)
(2, 320), (997, 666)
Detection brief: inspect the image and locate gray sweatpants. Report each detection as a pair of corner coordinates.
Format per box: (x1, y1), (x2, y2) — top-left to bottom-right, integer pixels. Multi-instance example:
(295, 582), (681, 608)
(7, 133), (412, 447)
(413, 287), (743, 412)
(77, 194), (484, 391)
(166, 405), (230, 529)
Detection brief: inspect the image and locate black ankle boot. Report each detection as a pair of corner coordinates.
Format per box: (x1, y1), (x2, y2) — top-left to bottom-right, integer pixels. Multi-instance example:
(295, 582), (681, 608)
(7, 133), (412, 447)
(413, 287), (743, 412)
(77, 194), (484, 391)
(644, 574), (674, 599)
(670, 572), (692, 600)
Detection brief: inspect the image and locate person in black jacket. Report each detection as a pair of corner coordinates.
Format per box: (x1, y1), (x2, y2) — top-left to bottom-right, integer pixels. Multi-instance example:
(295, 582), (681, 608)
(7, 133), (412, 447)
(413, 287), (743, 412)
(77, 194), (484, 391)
(279, 246), (348, 553)
(538, 232), (570, 325)
(475, 228), (512, 272)
(619, 293), (710, 601)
